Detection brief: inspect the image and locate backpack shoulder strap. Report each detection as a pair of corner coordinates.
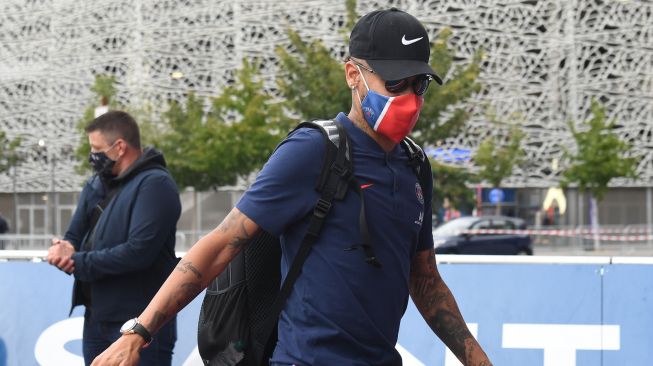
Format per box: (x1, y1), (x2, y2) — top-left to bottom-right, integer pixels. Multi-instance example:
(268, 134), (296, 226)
(401, 136), (431, 189)
(400, 136), (426, 176)
(292, 120), (380, 266)
(275, 119), (354, 283)
(292, 119), (352, 200)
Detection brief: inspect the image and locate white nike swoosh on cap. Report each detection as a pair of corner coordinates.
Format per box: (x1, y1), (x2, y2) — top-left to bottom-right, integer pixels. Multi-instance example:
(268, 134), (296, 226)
(401, 35), (423, 45)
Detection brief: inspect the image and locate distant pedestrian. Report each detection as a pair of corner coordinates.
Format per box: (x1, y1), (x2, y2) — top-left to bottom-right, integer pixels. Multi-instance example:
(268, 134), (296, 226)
(442, 197), (461, 223)
(0, 212), (8, 250)
(0, 213), (7, 234)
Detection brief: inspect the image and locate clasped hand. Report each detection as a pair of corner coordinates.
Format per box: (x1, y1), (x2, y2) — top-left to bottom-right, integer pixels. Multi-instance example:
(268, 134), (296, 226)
(47, 238), (76, 273)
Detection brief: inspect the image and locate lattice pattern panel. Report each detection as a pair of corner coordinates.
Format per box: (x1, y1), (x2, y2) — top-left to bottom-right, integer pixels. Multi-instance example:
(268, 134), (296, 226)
(0, 0), (651, 192)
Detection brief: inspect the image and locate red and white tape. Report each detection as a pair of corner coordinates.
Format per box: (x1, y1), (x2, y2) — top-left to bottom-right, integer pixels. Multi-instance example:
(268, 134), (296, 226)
(451, 229), (653, 242)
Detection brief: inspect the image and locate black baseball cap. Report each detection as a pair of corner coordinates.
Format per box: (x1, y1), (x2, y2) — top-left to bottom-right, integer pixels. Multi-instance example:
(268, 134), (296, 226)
(349, 8), (442, 85)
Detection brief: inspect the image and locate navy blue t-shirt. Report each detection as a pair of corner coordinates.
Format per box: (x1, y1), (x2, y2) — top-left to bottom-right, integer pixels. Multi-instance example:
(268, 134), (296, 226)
(236, 113), (434, 366)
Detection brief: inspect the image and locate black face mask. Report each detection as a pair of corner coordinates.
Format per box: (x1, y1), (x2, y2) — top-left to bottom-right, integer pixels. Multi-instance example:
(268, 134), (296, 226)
(89, 143), (118, 178)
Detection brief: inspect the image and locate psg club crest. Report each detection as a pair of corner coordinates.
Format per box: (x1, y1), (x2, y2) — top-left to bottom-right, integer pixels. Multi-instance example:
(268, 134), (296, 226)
(415, 182), (424, 204)
(363, 106), (375, 120)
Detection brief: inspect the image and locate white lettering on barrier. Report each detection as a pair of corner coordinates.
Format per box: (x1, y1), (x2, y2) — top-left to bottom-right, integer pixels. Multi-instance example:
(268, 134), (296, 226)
(182, 346), (203, 366)
(31, 320), (621, 366)
(34, 317), (84, 366)
(33, 318), (206, 366)
(396, 343), (426, 366)
(502, 324), (620, 366)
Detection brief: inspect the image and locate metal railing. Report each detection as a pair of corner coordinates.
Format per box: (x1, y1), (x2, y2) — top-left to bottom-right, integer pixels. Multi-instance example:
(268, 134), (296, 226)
(0, 232), (192, 251)
(3, 250), (653, 265)
(520, 224), (653, 255)
(2, 225), (652, 255)
(0, 234), (53, 250)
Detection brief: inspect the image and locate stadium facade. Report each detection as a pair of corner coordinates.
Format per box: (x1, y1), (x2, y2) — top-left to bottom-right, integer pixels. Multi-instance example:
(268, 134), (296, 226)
(0, 0), (651, 236)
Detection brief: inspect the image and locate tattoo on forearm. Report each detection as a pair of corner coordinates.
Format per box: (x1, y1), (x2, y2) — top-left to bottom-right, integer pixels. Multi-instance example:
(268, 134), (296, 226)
(149, 282), (202, 337)
(410, 250), (484, 365)
(175, 260), (202, 279)
(177, 282), (202, 307)
(150, 310), (169, 332)
(218, 210), (255, 251)
(431, 309), (476, 361)
(229, 233), (250, 250)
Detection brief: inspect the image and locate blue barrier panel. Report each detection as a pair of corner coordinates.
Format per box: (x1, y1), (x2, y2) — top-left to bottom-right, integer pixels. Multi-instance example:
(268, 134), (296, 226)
(1, 260), (652, 366)
(0, 263), (202, 366)
(602, 265), (653, 366)
(400, 263), (605, 366)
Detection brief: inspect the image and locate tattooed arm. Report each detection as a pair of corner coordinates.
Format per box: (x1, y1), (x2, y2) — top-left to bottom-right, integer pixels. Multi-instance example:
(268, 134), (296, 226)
(91, 208), (259, 366)
(409, 248), (493, 366)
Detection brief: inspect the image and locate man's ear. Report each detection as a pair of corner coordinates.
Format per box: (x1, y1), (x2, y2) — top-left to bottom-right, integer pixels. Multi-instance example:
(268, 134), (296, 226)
(117, 139), (128, 157)
(344, 61), (360, 89)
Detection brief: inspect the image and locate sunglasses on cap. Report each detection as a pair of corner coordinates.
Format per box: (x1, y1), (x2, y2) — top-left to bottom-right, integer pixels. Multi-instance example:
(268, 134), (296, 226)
(350, 59), (434, 96)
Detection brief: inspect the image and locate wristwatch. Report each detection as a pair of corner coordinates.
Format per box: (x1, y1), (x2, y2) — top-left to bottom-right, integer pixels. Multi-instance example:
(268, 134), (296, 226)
(120, 318), (152, 347)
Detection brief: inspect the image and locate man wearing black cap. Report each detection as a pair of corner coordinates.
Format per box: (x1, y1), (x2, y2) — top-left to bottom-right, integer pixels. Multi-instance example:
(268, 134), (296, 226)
(93, 8), (492, 366)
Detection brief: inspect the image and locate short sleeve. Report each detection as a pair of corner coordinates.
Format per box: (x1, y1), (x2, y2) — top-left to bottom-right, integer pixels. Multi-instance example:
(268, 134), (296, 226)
(236, 128), (326, 237)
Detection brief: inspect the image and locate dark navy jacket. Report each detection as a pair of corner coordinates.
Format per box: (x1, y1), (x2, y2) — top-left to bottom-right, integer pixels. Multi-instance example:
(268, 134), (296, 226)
(66, 148), (181, 322)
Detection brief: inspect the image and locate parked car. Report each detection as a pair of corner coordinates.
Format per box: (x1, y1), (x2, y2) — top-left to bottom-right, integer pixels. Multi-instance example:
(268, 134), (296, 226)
(433, 216), (533, 255)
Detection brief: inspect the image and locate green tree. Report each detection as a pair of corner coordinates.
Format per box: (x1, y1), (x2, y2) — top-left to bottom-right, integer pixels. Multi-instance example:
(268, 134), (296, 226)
(562, 100), (639, 200)
(155, 93), (214, 189)
(344, 0), (358, 31)
(561, 100), (639, 248)
(431, 161), (478, 219)
(158, 59), (291, 190)
(91, 74), (117, 106)
(0, 131), (22, 175)
(276, 28), (350, 120)
(275, 0), (355, 119)
(474, 125), (525, 215)
(209, 59), (292, 179)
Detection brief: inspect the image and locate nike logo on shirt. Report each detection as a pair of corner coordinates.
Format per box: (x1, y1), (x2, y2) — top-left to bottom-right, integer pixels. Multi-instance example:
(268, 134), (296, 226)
(360, 183), (374, 189)
(402, 35), (423, 45)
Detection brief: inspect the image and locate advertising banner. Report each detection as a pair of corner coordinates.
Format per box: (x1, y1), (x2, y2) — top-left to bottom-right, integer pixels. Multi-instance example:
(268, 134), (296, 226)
(1, 261), (651, 366)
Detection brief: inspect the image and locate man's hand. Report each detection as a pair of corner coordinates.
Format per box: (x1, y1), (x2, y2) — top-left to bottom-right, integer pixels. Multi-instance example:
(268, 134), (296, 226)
(47, 239), (76, 273)
(91, 334), (145, 366)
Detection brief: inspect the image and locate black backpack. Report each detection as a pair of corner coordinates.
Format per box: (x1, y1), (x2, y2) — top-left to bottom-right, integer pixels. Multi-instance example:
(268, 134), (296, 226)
(196, 120), (430, 366)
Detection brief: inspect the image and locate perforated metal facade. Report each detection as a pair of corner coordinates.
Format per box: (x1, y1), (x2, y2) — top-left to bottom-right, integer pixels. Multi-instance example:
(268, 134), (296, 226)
(1, 0), (651, 192)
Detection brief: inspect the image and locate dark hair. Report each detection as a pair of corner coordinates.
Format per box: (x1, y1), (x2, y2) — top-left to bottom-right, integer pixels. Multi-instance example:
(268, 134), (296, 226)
(85, 110), (141, 149)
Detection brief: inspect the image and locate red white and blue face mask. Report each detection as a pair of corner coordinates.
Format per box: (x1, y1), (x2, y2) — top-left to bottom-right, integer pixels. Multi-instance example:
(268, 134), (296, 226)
(355, 65), (424, 144)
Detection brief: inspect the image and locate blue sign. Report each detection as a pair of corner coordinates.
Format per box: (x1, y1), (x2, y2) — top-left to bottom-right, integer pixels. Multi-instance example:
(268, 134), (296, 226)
(488, 188), (505, 204)
(1, 261), (652, 366)
(424, 147), (472, 163)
